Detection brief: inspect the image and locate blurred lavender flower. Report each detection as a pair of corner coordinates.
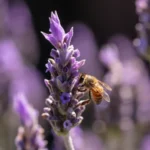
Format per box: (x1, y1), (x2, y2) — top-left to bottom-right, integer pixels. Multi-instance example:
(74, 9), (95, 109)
(0, 39), (23, 116)
(99, 35), (150, 130)
(70, 23), (103, 79)
(41, 11), (89, 136)
(134, 0), (150, 60)
(14, 93), (47, 150)
(9, 66), (47, 111)
(99, 36), (137, 130)
(8, 1), (39, 64)
(140, 135), (150, 150)
(99, 43), (122, 86)
(70, 127), (104, 150)
(0, 1), (46, 149)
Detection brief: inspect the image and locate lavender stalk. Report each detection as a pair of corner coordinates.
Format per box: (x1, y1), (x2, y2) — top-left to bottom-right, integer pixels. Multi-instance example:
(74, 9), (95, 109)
(63, 134), (75, 150)
(14, 93), (47, 150)
(41, 11), (89, 149)
(134, 0), (150, 60)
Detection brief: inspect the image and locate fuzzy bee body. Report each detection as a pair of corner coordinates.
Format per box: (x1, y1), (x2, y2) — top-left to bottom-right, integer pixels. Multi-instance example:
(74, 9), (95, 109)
(90, 85), (103, 104)
(78, 73), (112, 104)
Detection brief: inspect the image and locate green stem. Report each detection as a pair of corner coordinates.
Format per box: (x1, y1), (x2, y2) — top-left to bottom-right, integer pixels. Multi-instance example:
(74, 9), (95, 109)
(63, 133), (75, 150)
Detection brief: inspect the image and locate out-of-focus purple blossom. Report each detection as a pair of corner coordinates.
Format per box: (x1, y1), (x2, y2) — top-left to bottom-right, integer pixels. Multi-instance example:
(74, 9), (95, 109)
(0, 39), (24, 117)
(42, 11), (89, 135)
(133, 24), (148, 54)
(99, 36), (136, 130)
(140, 135), (150, 150)
(14, 93), (47, 150)
(108, 35), (150, 124)
(100, 36), (144, 87)
(136, 78), (150, 124)
(99, 44), (119, 66)
(70, 23), (102, 79)
(0, 1), (47, 149)
(134, 0), (150, 58)
(136, 0), (148, 14)
(99, 35), (150, 129)
(9, 66), (47, 110)
(8, 1), (39, 64)
(70, 127), (84, 150)
(70, 127), (104, 150)
(0, 39), (46, 119)
(108, 35), (137, 61)
(14, 93), (38, 126)
(99, 43), (123, 86)
(0, 39), (23, 80)
(100, 43), (138, 150)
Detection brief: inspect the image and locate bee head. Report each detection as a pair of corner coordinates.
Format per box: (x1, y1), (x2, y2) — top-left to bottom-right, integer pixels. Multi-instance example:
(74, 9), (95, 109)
(78, 73), (86, 85)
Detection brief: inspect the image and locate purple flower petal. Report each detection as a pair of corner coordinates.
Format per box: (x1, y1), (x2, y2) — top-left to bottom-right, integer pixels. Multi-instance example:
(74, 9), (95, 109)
(60, 92), (72, 104)
(41, 32), (59, 49)
(50, 11), (60, 25)
(63, 120), (72, 130)
(69, 57), (76, 66)
(50, 19), (65, 42)
(41, 32), (50, 41)
(45, 61), (57, 77)
(64, 27), (74, 47)
(59, 49), (74, 66)
(73, 116), (83, 126)
(45, 61), (53, 72)
(70, 77), (78, 91)
(73, 49), (80, 58)
(76, 59), (86, 69)
(48, 34), (60, 49)
(50, 49), (60, 58)
(62, 42), (67, 50)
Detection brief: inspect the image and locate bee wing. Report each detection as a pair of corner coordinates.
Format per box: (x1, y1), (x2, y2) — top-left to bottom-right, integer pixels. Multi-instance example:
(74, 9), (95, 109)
(98, 80), (112, 91)
(103, 91), (111, 102)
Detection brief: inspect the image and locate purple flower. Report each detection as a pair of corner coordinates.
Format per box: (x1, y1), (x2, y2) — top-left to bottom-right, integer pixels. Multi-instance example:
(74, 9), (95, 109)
(41, 11), (89, 135)
(73, 49), (80, 58)
(14, 93), (38, 126)
(60, 92), (72, 104)
(41, 11), (73, 50)
(14, 93), (47, 150)
(50, 48), (60, 58)
(63, 120), (73, 130)
(140, 135), (150, 150)
(135, 0), (150, 58)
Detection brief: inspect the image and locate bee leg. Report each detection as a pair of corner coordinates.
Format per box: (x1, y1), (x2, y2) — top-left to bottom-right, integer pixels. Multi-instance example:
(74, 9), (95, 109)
(75, 99), (91, 108)
(78, 87), (87, 92)
(89, 91), (92, 101)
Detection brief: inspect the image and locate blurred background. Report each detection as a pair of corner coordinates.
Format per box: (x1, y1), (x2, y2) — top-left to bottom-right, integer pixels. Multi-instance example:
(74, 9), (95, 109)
(1, 0), (150, 150)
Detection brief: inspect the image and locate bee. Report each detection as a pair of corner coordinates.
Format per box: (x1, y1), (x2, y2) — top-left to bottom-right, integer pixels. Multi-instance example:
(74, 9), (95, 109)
(78, 73), (112, 104)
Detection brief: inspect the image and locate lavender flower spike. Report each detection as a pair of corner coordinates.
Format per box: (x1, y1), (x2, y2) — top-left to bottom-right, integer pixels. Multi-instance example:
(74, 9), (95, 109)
(14, 93), (47, 150)
(41, 11), (88, 136)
